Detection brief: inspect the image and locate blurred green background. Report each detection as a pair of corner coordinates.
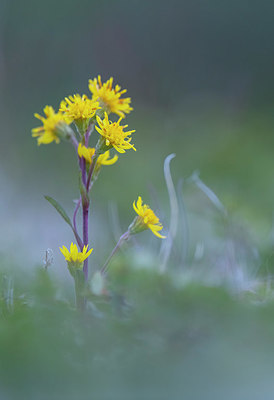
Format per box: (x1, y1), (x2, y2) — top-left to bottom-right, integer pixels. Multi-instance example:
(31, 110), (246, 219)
(1, 0), (274, 398)
(1, 0), (274, 264)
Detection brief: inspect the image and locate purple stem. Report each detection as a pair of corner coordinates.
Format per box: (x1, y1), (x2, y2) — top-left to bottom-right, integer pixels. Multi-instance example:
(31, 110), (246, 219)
(86, 154), (98, 191)
(80, 157), (86, 184)
(80, 157), (89, 281)
(74, 124), (94, 281)
(82, 207), (89, 280)
(85, 123), (94, 145)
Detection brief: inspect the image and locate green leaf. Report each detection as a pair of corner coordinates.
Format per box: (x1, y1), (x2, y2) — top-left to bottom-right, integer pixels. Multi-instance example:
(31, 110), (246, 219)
(44, 195), (72, 228)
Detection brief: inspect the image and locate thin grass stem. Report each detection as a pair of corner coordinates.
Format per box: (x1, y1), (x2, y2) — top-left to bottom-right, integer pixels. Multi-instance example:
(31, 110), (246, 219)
(101, 231), (130, 276)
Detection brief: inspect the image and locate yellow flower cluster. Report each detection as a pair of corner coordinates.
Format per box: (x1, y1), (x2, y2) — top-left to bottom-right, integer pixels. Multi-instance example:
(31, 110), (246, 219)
(32, 106), (65, 145)
(32, 76), (135, 152)
(131, 196), (166, 238)
(96, 112), (136, 153)
(60, 243), (93, 266)
(59, 94), (100, 122)
(32, 75), (166, 283)
(89, 75), (132, 117)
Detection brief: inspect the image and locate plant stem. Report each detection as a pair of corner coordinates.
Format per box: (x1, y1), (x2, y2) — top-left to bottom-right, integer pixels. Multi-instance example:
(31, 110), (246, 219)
(101, 231), (130, 276)
(74, 270), (86, 311)
(80, 157), (90, 281)
(86, 153), (99, 191)
(72, 198), (83, 248)
(82, 206), (89, 281)
(73, 124), (97, 284)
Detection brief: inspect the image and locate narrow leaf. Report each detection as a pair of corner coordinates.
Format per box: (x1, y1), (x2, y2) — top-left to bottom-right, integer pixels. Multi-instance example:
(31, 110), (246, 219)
(44, 195), (73, 228)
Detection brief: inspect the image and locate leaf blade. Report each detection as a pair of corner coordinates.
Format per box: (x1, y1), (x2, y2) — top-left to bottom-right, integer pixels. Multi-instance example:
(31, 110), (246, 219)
(44, 195), (73, 228)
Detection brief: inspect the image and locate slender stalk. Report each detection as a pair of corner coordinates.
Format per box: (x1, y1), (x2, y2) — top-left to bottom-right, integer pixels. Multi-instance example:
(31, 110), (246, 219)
(73, 123), (96, 284)
(71, 137), (86, 250)
(74, 270), (86, 311)
(101, 231), (130, 276)
(86, 153), (99, 191)
(80, 157), (87, 185)
(80, 157), (90, 281)
(75, 286), (86, 311)
(82, 205), (89, 280)
(85, 123), (94, 145)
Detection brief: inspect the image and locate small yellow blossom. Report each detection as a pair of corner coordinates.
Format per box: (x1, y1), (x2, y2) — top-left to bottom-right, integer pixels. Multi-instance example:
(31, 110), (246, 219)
(97, 150), (118, 166)
(60, 94), (100, 123)
(95, 112), (136, 153)
(32, 106), (66, 145)
(60, 243), (93, 267)
(89, 75), (132, 117)
(78, 143), (94, 164)
(78, 143), (118, 166)
(131, 196), (166, 238)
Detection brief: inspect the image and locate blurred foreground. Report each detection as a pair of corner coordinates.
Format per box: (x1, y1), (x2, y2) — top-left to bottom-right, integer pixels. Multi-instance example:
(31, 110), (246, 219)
(0, 260), (274, 400)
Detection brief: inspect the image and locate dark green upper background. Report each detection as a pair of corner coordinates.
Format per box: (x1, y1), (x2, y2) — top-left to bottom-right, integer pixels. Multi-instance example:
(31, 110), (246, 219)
(1, 0), (274, 109)
(0, 0), (274, 255)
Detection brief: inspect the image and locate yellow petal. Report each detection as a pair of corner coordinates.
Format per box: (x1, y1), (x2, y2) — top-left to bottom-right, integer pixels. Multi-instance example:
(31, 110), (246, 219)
(85, 248), (93, 258)
(148, 225), (166, 239)
(101, 153), (118, 165)
(133, 200), (139, 214)
(137, 196), (143, 209)
(59, 246), (70, 260)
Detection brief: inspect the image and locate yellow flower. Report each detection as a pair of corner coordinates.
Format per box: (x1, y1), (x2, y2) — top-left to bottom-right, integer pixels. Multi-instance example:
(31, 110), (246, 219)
(60, 243), (93, 267)
(59, 94), (100, 122)
(32, 106), (66, 145)
(78, 143), (94, 163)
(78, 143), (118, 166)
(131, 196), (166, 238)
(98, 150), (118, 166)
(95, 112), (136, 153)
(89, 75), (132, 118)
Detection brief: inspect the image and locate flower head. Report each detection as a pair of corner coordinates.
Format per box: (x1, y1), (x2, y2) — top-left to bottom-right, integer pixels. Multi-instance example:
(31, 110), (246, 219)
(95, 112), (136, 154)
(78, 143), (118, 166)
(130, 196), (166, 238)
(60, 243), (93, 268)
(32, 106), (67, 145)
(89, 75), (132, 117)
(59, 94), (100, 122)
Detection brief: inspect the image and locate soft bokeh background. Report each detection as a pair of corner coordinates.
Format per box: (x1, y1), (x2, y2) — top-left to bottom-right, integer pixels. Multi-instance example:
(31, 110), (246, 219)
(1, 0), (274, 266)
(1, 1), (274, 399)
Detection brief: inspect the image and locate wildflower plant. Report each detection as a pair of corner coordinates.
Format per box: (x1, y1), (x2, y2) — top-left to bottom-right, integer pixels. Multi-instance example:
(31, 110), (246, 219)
(32, 75), (165, 309)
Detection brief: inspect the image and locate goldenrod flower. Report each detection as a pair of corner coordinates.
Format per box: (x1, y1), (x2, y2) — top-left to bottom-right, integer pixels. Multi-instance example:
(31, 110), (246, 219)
(89, 75), (132, 117)
(59, 94), (100, 122)
(78, 143), (118, 166)
(97, 150), (118, 166)
(130, 196), (166, 238)
(78, 143), (94, 164)
(60, 243), (93, 268)
(32, 106), (66, 145)
(95, 112), (136, 154)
